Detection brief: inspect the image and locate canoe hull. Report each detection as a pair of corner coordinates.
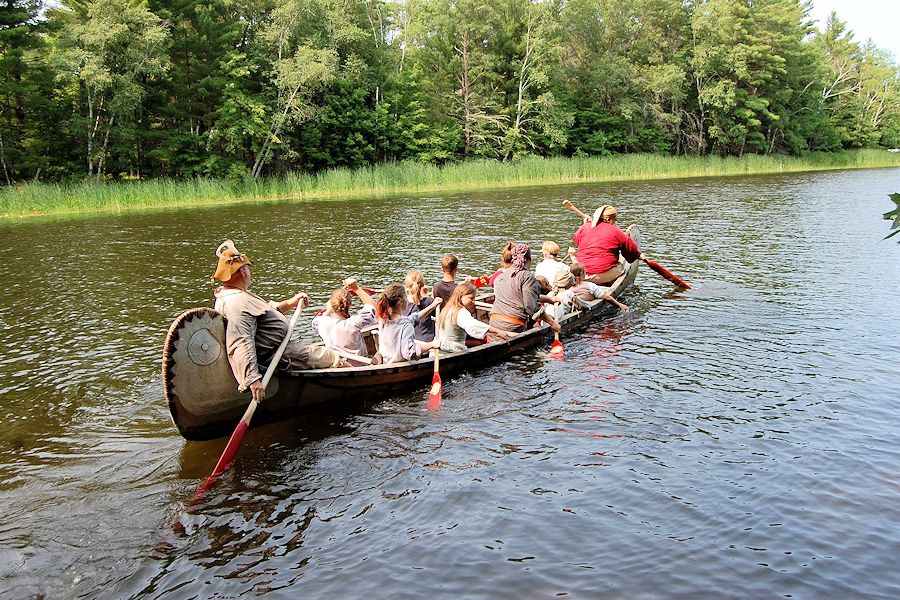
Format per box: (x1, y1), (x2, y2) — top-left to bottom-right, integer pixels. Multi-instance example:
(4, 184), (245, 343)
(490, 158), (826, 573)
(163, 226), (641, 440)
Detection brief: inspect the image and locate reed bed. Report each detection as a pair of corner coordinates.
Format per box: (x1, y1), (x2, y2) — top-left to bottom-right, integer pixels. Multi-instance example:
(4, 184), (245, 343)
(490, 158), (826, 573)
(2, 149), (898, 221)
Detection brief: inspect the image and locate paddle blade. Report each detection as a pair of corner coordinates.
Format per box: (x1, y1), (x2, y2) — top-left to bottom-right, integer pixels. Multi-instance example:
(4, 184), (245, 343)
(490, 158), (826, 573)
(427, 372), (442, 410)
(472, 275), (489, 288)
(191, 419), (249, 506)
(550, 332), (564, 358)
(645, 259), (691, 289)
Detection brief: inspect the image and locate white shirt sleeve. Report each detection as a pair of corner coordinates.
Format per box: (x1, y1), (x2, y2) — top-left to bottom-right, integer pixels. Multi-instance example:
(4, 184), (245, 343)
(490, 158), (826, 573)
(585, 282), (610, 299)
(457, 308), (490, 339)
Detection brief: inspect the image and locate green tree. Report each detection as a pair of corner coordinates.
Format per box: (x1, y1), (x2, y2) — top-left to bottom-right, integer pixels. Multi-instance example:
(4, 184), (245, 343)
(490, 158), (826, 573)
(54, 0), (169, 178)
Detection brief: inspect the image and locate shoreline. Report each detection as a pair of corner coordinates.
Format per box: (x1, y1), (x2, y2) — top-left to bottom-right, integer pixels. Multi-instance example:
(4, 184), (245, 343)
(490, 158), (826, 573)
(2, 150), (899, 223)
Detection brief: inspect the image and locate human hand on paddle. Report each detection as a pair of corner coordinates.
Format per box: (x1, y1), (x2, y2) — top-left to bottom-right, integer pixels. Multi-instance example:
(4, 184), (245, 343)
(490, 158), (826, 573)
(249, 379), (265, 403)
(286, 292), (310, 310)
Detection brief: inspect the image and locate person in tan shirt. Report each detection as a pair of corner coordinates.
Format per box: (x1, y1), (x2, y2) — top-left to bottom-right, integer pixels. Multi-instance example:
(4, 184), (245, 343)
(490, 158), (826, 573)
(211, 240), (340, 403)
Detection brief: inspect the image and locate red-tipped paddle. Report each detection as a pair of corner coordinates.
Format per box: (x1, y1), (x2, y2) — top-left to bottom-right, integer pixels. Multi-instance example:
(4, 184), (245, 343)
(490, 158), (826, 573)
(190, 301), (304, 505)
(644, 258), (691, 289)
(471, 275), (491, 288)
(563, 199), (690, 290)
(427, 304), (442, 410)
(550, 331), (564, 357)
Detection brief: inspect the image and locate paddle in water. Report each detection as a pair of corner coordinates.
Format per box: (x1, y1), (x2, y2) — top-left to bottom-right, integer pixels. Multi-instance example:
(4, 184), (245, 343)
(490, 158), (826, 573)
(427, 304), (442, 410)
(187, 301), (304, 509)
(550, 331), (564, 357)
(562, 199), (691, 290)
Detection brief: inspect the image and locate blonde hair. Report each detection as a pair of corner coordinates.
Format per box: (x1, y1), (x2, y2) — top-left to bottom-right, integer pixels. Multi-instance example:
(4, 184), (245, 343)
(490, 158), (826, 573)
(404, 269), (426, 304)
(439, 282), (477, 330)
(541, 241), (560, 256)
(329, 287), (353, 319)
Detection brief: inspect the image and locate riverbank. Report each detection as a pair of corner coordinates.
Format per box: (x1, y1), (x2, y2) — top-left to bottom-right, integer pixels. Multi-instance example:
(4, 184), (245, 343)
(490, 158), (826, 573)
(2, 150), (899, 221)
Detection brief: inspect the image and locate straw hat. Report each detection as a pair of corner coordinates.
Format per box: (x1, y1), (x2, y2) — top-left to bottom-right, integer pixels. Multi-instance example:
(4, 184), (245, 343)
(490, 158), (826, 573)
(591, 205), (617, 227)
(211, 239), (253, 282)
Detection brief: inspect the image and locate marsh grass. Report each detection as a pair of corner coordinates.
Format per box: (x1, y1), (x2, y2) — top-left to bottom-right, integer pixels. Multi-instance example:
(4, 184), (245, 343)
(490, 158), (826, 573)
(3, 150), (899, 221)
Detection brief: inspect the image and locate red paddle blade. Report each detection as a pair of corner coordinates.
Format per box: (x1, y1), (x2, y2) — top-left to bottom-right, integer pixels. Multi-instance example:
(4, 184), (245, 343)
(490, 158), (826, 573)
(646, 259), (691, 289)
(550, 339), (564, 359)
(190, 419), (249, 506)
(472, 275), (489, 288)
(427, 372), (442, 409)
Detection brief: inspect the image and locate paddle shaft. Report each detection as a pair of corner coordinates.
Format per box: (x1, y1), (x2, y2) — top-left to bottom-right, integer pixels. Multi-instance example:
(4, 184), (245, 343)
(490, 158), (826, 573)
(562, 200), (590, 221)
(205, 300), (304, 481)
(432, 304), (441, 374)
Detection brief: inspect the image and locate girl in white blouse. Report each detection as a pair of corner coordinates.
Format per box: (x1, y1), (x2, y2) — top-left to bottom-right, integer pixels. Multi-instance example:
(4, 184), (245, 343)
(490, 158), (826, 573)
(437, 283), (510, 353)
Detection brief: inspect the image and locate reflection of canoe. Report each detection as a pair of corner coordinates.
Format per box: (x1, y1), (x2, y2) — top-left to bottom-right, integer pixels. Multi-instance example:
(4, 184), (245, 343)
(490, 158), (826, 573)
(163, 227), (641, 441)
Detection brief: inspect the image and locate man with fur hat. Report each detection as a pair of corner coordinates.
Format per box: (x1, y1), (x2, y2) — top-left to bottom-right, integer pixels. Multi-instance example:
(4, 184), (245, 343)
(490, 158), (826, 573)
(212, 240), (341, 403)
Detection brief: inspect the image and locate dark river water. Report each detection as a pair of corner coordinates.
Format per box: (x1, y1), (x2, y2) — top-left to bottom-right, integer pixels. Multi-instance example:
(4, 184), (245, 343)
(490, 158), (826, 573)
(1, 168), (899, 599)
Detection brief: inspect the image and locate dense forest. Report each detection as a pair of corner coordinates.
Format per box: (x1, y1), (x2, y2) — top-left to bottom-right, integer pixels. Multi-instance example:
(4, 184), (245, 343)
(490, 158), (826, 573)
(1, 0), (899, 184)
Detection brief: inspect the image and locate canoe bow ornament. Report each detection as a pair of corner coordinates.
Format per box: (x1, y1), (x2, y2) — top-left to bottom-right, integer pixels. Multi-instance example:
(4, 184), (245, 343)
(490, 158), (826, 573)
(187, 327), (221, 366)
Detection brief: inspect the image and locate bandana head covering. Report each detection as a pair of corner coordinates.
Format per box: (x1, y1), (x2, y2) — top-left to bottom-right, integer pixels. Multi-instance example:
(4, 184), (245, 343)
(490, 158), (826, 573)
(591, 204), (617, 227)
(510, 243), (532, 274)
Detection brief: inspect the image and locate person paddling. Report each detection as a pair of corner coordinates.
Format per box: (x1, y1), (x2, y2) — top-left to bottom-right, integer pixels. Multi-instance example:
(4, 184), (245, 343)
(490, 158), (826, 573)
(311, 278), (377, 366)
(374, 284), (441, 364)
(571, 204), (645, 285)
(437, 283), (510, 352)
(212, 240), (342, 403)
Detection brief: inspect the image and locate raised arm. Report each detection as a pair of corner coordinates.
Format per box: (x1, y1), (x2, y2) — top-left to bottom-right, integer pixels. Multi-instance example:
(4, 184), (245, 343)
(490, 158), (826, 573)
(344, 278), (376, 307)
(417, 296), (442, 320)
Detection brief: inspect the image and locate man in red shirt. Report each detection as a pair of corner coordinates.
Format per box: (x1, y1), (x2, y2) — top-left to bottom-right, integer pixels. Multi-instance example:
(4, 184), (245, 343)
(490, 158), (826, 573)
(571, 205), (644, 285)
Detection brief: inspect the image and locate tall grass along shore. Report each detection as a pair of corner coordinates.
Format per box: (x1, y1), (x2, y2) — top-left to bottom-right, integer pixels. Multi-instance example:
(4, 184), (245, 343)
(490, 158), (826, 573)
(3, 150), (899, 222)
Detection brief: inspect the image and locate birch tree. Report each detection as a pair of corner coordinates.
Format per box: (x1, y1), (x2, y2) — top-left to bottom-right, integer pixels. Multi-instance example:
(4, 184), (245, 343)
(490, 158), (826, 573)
(54, 0), (168, 178)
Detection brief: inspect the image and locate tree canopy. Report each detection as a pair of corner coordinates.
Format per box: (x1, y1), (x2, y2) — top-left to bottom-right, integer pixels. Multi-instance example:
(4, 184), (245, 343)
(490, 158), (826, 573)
(1, 0), (899, 183)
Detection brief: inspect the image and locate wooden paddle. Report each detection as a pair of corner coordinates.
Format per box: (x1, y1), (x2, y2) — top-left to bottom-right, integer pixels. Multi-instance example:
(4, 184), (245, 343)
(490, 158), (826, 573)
(562, 199), (590, 221)
(562, 199), (691, 289)
(193, 300), (304, 501)
(643, 258), (691, 289)
(427, 303), (442, 410)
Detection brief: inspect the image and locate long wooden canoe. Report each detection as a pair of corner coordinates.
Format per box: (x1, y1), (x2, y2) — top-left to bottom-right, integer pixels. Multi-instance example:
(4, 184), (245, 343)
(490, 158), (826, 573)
(163, 227), (641, 440)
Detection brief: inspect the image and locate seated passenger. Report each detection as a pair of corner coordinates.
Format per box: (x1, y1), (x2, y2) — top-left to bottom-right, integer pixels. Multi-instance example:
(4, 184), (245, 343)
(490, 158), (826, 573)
(402, 269), (436, 342)
(432, 254), (460, 305)
(557, 262), (629, 313)
(535, 241), (574, 293)
(488, 242), (561, 340)
(375, 284), (441, 364)
(311, 278), (376, 365)
(437, 283), (510, 352)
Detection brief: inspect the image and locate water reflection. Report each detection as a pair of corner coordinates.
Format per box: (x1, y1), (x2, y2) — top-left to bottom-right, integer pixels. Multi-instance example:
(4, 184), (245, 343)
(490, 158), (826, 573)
(1, 168), (900, 598)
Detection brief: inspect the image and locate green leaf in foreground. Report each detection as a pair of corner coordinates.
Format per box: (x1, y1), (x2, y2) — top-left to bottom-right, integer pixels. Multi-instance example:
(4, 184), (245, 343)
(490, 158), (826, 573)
(885, 193), (900, 241)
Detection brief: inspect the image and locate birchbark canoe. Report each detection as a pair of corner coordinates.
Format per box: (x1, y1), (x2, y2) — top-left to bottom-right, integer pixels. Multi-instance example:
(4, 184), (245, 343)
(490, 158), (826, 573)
(163, 226), (641, 440)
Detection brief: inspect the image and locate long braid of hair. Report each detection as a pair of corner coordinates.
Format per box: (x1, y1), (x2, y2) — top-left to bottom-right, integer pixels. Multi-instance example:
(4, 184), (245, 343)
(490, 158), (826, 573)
(375, 283), (406, 322)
